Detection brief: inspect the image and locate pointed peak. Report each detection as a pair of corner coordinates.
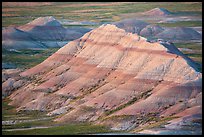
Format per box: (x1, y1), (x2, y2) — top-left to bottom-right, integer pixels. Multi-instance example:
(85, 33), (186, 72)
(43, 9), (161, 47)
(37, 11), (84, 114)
(99, 24), (124, 31)
(144, 7), (172, 16)
(26, 16), (61, 26)
(96, 24), (143, 38)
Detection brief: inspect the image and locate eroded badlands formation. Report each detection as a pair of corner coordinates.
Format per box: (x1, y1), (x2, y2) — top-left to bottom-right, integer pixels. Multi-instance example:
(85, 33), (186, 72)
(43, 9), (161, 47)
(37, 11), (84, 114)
(2, 16), (91, 49)
(114, 19), (202, 42)
(5, 24), (202, 131)
(143, 8), (172, 16)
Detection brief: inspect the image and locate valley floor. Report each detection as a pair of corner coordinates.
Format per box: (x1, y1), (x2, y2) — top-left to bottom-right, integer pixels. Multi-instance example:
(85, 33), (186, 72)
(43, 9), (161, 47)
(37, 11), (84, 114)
(2, 98), (115, 135)
(2, 98), (202, 135)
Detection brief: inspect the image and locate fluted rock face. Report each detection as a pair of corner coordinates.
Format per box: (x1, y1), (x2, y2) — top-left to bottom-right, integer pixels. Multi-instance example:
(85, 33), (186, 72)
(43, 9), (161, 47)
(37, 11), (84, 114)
(7, 24), (202, 130)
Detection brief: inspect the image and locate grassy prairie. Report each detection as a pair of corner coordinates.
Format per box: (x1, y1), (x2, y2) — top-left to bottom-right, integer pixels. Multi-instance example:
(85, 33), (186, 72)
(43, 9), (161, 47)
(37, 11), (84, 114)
(2, 48), (59, 69)
(174, 42), (202, 50)
(2, 98), (113, 135)
(158, 21), (202, 27)
(174, 42), (202, 64)
(174, 42), (202, 72)
(2, 2), (202, 27)
(2, 98), (16, 120)
(2, 123), (112, 135)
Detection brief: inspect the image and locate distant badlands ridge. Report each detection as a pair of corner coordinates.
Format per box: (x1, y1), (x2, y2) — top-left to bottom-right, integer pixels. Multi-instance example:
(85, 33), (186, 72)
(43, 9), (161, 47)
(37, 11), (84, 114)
(2, 9), (202, 50)
(114, 19), (201, 42)
(2, 16), (91, 49)
(4, 23), (202, 131)
(143, 7), (172, 16)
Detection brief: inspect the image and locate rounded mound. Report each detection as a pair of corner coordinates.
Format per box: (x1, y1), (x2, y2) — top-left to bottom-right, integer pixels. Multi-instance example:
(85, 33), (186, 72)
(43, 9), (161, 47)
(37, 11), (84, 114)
(140, 24), (165, 38)
(155, 27), (202, 40)
(113, 19), (149, 34)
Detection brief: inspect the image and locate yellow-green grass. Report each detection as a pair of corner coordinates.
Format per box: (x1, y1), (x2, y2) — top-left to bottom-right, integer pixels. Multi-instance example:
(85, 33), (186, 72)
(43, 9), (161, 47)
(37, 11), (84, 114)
(158, 21), (202, 27)
(2, 98), (50, 121)
(2, 123), (113, 135)
(174, 42), (202, 67)
(2, 97), (113, 135)
(2, 2), (202, 27)
(2, 48), (59, 69)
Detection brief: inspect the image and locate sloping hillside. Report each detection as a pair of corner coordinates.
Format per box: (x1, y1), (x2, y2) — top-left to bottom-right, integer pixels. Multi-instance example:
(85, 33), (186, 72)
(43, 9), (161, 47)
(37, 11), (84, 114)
(5, 24), (202, 133)
(2, 16), (91, 49)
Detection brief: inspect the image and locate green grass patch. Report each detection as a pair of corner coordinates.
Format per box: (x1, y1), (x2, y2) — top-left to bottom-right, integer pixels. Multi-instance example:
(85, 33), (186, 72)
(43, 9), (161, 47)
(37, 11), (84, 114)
(184, 53), (202, 58)
(158, 21), (202, 27)
(174, 42), (202, 51)
(2, 123), (113, 135)
(2, 97), (112, 135)
(2, 2), (202, 27)
(2, 98), (50, 121)
(174, 42), (202, 66)
(2, 98), (17, 120)
(2, 48), (59, 69)
(2, 117), (55, 130)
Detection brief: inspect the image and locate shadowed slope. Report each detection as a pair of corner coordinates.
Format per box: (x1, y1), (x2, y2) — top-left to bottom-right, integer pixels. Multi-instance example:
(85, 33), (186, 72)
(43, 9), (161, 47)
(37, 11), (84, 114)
(2, 16), (92, 49)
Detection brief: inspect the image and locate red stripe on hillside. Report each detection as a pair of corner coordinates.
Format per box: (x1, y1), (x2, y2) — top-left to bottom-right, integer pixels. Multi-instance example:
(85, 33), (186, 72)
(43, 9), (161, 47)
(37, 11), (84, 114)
(77, 38), (178, 58)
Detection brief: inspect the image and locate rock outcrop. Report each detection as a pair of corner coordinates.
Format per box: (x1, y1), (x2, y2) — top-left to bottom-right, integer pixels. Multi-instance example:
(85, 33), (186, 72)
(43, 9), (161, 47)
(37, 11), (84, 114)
(2, 69), (23, 98)
(6, 24), (202, 132)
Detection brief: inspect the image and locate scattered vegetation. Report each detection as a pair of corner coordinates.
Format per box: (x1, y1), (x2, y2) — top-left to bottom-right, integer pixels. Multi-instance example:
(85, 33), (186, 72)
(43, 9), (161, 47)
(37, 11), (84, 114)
(102, 115), (135, 122)
(104, 88), (153, 116)
(2, 98), (49, 121)
(70, 79), (108, 103)
(80, 106), (96, 113)
(2, 98), (16, 121)
(2, 97), (112, 135)
(132, 116), (178, 133)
